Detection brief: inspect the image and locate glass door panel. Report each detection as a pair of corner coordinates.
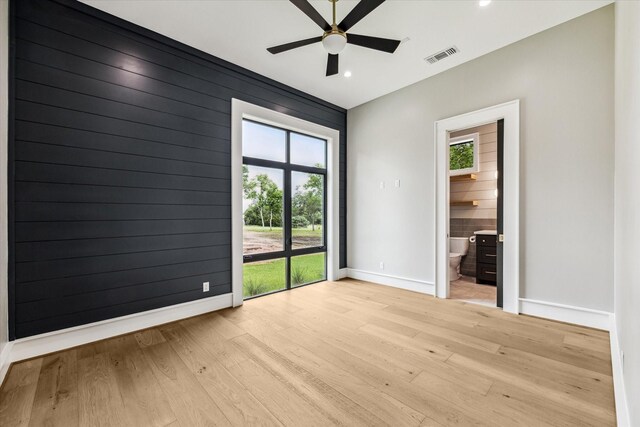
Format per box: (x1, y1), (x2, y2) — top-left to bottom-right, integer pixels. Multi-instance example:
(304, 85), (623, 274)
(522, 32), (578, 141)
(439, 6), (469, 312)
(242, 165), (284, 255)
(243, 258), (287, 297)
(242, 119), (327, 299)
(291, 171), (324, 250)
(291, 253), (326, 287)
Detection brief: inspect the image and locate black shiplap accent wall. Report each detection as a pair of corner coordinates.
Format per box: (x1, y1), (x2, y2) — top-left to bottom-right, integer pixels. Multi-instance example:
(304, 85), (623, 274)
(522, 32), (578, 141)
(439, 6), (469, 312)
(10, 0), (347, 339)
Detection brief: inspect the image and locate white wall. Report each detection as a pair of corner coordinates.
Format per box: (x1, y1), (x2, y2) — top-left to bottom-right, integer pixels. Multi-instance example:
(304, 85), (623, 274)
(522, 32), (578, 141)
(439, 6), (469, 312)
(614, 1), (640, 424)
(347, 6), (614, 311)
(0, 0), (9, 356)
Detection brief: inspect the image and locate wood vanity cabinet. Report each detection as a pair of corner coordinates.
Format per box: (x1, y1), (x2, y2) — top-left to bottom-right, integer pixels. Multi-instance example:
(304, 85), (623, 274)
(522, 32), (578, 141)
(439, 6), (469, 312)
(476, 234), (497, 285)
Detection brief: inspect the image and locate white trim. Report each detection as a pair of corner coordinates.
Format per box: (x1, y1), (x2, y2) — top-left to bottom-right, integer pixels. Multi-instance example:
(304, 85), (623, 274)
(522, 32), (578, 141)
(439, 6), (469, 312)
(337, 268), (348, 279)
(0, 293), (232, 379)
(345, 268), (435, 295)
(448, 132), (480, 176)
(0, 341), (13, 386)
(609, 314), (631, 427)
(0, 0), (9, 389)
(231, 99), (341, 299)
(434, 100), (520, 313)
(518, 298), (611, 331)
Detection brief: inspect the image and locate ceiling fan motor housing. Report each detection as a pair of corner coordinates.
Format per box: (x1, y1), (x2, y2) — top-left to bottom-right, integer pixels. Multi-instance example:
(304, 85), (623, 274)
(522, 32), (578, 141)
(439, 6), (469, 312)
(322, 25), (347, 54)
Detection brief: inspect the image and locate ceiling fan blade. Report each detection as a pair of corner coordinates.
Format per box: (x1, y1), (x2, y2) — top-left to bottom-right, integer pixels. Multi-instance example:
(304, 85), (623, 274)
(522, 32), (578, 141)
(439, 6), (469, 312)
(347, 33), (401, 53)
(326, 54), (339, 76)
(290, 0), (331, 31)
(338, 0), (386, 32)
(267, 36), (322, 54)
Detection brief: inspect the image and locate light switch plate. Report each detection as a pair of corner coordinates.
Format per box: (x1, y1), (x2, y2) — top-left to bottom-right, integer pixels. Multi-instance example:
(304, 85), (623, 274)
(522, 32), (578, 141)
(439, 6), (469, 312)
(203, 281), (210, 292)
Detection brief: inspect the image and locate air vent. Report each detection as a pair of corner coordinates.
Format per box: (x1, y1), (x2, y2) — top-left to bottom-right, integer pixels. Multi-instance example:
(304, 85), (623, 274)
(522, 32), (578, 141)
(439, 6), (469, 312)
(424, 46), (459, 64)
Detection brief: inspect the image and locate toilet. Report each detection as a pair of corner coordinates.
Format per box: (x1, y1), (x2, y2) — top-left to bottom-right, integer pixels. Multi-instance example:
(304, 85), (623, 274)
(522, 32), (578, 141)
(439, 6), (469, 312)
(449, 237), (470, 281)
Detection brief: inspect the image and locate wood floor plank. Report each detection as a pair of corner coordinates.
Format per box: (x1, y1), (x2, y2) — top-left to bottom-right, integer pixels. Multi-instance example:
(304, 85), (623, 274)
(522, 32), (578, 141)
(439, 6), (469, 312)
(77, 334), (140, 360)
(0, 359), (43, 427)
(485, 380), (609, 427)
(141, 341), (231, 426)
(268, 304), (424, 382)
(410, 371), (526, 426)
(320, 290), (502, 354)
(178, 316), (250, 371)
(203, 312), (246, 340)
(236, 320), (425, 426)
(77, 353), (131, 427)
(233, 333), (387, 426)
(563, 331), (610, 353)
(222, 349), (336, 426)
(109, 347), (177, 426)
(28, 350), (78, 427)
(446, 352), (615, 424)
(281, 325), (484, 425)
(159, 322), (282, 426)
(134, 329), (167, 348)
(1, 280), (616, 426)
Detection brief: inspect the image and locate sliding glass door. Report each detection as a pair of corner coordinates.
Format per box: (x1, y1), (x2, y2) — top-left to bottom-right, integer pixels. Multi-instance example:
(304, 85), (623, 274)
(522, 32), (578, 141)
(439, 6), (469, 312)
(242, 120), (327, 298)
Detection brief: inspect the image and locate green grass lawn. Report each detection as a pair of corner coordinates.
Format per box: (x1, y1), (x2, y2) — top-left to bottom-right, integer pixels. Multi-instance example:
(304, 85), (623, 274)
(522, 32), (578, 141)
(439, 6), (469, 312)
(243, 253), (326, 297)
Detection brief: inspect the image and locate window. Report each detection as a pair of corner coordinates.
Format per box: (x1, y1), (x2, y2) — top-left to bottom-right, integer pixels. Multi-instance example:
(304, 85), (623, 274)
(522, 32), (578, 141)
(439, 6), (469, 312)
(242, 119), (327, 298)
(449, 133), (479, 176)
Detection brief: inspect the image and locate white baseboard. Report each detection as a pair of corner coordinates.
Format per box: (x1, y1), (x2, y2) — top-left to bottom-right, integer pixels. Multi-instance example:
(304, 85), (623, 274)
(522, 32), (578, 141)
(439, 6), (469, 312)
(518, 298), (612, 331)
(0, 293), (233, 385)
(337, 268), (348, 279)
(345, 268), (435, 295)
(609, 314), (630, 427)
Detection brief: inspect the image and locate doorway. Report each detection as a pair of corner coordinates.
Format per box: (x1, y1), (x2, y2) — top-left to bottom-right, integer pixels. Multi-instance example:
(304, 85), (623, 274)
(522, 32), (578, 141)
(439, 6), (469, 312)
(434, 101), (520, 314)
(241, 119), (328, 299)
(447, 121), (501, 307)
(230, 99), (340, 307)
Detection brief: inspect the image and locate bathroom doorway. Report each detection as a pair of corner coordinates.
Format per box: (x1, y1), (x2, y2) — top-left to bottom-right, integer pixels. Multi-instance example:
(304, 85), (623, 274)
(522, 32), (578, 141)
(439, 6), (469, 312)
(447, 121), (501, 307)
(434, 100), (520, 314)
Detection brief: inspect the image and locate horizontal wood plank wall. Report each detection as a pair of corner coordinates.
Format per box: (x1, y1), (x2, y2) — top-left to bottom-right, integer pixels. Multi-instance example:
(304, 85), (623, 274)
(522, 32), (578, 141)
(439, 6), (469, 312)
(10, 0), (347, 339)
(450, 123), (497, 219)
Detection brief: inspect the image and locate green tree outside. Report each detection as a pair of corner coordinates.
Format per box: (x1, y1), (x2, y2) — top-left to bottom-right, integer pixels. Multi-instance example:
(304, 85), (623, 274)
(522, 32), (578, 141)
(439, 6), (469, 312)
(450, 141), (474, 171)
(292, 173), (323, 231)
(244, 173), (283, 230)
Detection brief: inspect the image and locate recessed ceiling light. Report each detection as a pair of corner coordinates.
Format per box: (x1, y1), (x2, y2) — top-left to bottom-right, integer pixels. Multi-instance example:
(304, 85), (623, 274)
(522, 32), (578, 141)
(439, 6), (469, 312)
(479, 0), (491, 6)
(343, 71), (352, 78)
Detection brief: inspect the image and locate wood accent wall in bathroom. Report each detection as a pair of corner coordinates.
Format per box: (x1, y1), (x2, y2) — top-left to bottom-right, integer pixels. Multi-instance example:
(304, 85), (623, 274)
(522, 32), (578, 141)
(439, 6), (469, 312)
(450, 123), (497, 219)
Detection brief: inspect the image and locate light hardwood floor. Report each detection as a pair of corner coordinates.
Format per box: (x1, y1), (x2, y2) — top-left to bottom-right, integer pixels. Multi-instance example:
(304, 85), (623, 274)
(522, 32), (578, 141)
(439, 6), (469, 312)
(0, 279), (616, 426)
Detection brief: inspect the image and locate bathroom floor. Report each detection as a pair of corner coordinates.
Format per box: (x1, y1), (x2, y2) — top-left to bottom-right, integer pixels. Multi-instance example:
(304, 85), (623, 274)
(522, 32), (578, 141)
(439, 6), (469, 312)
(450, 275), (496, 307)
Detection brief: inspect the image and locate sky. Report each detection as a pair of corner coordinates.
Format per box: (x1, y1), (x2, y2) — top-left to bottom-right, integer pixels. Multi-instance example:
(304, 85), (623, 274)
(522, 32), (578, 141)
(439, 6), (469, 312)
(242, 120), (325, 168)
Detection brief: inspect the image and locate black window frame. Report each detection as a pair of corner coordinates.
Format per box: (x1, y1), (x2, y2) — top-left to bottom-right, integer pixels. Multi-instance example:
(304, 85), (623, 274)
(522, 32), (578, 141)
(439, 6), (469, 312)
(242, 119), (328, 298)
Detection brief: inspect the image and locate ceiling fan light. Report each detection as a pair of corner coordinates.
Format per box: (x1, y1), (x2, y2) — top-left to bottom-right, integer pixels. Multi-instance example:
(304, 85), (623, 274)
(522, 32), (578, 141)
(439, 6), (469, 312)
(322, 33), (347, 55)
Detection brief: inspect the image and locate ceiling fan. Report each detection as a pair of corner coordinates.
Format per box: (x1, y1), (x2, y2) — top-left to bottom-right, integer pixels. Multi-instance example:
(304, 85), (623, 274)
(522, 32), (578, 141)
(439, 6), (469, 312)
(267, 0), (401, 76)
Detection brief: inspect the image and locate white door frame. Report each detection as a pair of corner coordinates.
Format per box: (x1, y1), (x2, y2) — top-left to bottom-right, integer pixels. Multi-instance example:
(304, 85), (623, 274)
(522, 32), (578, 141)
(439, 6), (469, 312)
(434, 100), (520, 314)
(230, 99), (341, 307)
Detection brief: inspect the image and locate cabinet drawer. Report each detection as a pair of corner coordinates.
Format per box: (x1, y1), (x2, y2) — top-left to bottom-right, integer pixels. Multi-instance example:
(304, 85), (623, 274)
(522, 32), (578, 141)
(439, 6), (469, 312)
(477, 264), (498, 282)
(476, 235), (497, 246)
(478, 248), (497, 264)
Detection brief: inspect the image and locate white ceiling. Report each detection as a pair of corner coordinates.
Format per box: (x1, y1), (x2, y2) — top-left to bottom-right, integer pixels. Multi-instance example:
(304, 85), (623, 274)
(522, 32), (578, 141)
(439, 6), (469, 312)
(81, 0), (612, 109)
